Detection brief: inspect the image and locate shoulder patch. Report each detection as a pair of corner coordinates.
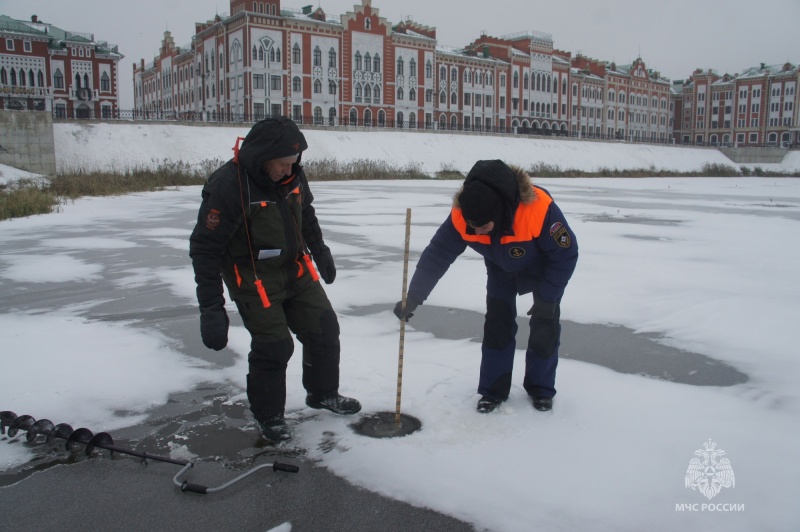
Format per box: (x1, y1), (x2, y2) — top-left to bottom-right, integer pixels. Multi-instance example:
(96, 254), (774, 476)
(205, 208), (221, 230)
(509, 246), (526, 258)
(552, 226), (571, 248)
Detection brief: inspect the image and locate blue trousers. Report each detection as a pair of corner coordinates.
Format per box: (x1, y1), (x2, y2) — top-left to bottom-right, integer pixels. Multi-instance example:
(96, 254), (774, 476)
(478, 268), (560, 401)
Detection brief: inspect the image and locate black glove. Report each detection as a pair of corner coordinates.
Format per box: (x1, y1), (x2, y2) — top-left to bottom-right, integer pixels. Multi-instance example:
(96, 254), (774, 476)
(200, 301), (229, 351)
(527, 301), (560, 356)
(309, 241), (336, 284)
(393, 297), (420, 322)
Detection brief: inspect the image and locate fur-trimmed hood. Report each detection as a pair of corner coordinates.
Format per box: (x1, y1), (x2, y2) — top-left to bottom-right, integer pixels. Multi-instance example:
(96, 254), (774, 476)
(453, 160), (536, 234)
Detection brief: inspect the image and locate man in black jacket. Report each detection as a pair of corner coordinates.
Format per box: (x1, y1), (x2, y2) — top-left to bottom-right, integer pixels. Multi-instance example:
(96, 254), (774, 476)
(189, 117), (360, 442)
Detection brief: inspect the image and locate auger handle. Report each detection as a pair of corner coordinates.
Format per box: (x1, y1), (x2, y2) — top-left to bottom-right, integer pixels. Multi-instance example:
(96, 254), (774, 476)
(180, 481), (208, 494)
(272, 461), (300, 473)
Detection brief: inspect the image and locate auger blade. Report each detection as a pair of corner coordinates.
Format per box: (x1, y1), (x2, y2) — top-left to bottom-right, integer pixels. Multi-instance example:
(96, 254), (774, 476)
(0, 411), (17, 435)
(8, 415), (35, 438)
(26, 419), (55, 443)
(65, 427), (93, 451)
(86, 432), (114, 456)
(47, 423), (74, 445)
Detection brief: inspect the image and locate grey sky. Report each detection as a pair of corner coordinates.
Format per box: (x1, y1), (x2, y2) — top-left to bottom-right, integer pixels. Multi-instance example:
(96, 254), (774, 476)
(5, 0), (798, 109)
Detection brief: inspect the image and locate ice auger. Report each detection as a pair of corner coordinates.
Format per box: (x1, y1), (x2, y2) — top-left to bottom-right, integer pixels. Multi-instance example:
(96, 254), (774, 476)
(0, 410), (299, 494)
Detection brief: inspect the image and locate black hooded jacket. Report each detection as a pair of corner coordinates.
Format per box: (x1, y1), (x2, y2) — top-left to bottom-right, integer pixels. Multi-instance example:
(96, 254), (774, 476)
(189, 117), (324, 308)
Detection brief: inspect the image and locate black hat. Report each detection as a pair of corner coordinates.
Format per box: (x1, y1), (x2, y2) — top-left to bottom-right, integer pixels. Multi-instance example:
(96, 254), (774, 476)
(458, 181), (502, 228)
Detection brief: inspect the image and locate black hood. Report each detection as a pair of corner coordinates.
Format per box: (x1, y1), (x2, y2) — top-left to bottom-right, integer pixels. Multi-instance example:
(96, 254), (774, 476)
(238, 116), (308, 183)
(463, 160), (520, 233)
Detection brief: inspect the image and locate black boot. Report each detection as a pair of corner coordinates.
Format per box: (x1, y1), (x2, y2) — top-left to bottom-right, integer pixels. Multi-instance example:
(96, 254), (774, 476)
(305, 391), (361, 415)
(532, 396), (553, 412)
(477, 396), (502, 413)
(257, 414), (292, 443)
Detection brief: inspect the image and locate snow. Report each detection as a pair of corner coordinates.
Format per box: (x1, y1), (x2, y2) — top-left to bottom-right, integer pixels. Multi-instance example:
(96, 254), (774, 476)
(1, 124), (799, 530)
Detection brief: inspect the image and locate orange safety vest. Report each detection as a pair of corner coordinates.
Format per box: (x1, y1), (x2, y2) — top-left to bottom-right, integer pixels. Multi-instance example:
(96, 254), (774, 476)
(451, 186), (553, 245)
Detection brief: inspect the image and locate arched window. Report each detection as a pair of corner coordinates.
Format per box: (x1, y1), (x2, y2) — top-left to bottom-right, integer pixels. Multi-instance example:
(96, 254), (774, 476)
(513, 71), (519, 88)
(270, 48), (275, 62)
(364, 84), (372, 99)
(373, 85), (380, 101)
(450, 92), (457, 105)
(253, 45), (258, 60)
(450, 115), (457, 130)
(450, 68), (457, 82)
(349, 108), (357, 125)
(397, 111), (404, 127)
(313, 79), (322, 93)
(0, 68), (7, 85)
(397, 87), (404, 100)
(409, 112), (416, 128)
(440, 66), (446, 81)
(439, 91), (446, 104)
(74, 73), (81, 89)
(373, 54), (380, 72)
(397, 57), (404, 76)
(28, 70), (35, 87)
(328, 80), (337, 94)
(409, 88), (416, 101)
(354, 83), (362, 99)
(100, 71), (110, 91)
(426, 60), (432, 78)
(524, 73), (529, 90)
(409, 58), (416, 77)
(292, 43), (301, 64)
(313, 46), (321, 67)
(292, 76), (301, 92)
(354, 52), (362, 71)
(329, 48), (337, 68)
(314, 106), (323, 124)
(364, 53), (371, 72)
(364, 108), (372, 126)
(378, 109), (386, 126)
(328, 107), (336, 125)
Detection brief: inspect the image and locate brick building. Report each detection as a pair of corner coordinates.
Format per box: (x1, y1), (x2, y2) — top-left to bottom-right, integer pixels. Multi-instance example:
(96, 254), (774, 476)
(131, 0), (674, 143)
(0, 14), (123, 118)
(671, 64), (799, 147)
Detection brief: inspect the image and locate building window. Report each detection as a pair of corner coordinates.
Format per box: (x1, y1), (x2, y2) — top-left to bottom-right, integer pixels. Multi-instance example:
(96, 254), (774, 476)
(409, 88), (416, 101)
(100, 72), (110, 92)
(328, 80), (336, 94)
(329, 48), (337, 68)
(292, 76), (301, 92)
(426, 61), (432, 78)
(270, 75), (281, 90)
(397, 57), (404, 76)
(54, 69), (64, 89)
(373, 54), (380, 72)
(397, 87), (404, 100)
(5, 38), (14, 51)
(354, 52), (362, 71)
(254, 74), (265, 89)
(293, 105), (302, 121)
(292, 43), (301, 64)
(313, 79), (322, 94)
(373, 85), (380, 101)
(409, 58), (416, 78)
(313, 46), (321, 67)
(23, 41), (32, 53)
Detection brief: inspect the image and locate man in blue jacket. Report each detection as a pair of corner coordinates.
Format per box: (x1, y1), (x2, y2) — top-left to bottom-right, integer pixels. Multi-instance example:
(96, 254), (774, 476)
(394, 160), (578, 413)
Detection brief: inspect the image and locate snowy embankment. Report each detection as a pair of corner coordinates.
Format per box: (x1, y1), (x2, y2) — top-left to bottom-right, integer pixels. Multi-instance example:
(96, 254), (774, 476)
(50, 121), (800, 175)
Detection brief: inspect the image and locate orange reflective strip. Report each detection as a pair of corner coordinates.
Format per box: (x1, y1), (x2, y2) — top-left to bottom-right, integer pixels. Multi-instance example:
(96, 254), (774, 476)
(234, 263), (242, 288)
(254, 279), (271, 308)
(295, 259), (304, 279)
(303, 254), (320, 282)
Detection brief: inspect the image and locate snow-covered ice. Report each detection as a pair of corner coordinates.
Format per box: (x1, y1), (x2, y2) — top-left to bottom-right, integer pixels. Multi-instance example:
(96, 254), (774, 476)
(1, 125), (799, 531)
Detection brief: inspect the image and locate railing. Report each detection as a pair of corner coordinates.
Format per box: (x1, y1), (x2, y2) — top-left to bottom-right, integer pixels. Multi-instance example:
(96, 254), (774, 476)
(37, 108), (800, 149)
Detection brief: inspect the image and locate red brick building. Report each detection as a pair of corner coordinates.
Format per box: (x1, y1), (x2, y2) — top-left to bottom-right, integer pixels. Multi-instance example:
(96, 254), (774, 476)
(0, 14), (123, 118)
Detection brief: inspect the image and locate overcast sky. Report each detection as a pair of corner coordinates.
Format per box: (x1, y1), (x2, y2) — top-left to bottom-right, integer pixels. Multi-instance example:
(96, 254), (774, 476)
(6, 0), (799, 109)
